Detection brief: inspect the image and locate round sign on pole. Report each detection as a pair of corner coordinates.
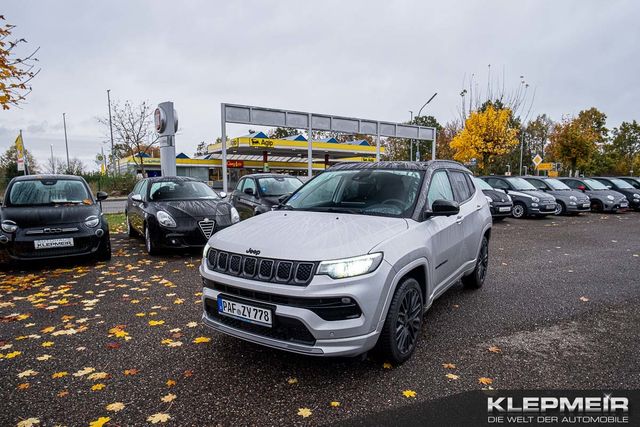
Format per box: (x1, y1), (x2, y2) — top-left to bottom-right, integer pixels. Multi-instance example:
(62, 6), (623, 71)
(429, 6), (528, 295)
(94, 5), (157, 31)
(154, 107), (166, 133)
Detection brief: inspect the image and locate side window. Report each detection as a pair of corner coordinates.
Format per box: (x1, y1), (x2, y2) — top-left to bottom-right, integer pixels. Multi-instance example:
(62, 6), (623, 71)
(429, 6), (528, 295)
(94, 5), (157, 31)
(139, 180), (149, 200)
(235, 178), (245, 191)
(243, 178), (257, 194)
(132, 181), (142, 195)
(563, 179), (579, 190)
(450, 171), (473, 203)
(427, 170), (455, 209)
(528, 179), (545, 190)
(488, 178), (508, 190)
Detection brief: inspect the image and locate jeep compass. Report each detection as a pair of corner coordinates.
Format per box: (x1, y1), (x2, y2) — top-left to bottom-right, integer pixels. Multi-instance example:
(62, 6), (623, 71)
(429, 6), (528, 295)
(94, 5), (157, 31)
(200, 161), (492, 363)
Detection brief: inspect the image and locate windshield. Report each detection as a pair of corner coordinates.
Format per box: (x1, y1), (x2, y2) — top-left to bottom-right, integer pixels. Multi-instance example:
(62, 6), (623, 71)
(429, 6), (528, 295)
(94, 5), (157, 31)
(545, 178), (571, 190)
(505, 177), (538, 191)
(149, 180), (220, 201)
(257, 176), (302, 196)
(474, 177), (493, 190)
(583, 179), (608, 190)
(609, 178), (634, 189)
(285, 169), (424, 217)
(7, 179), (92, 207)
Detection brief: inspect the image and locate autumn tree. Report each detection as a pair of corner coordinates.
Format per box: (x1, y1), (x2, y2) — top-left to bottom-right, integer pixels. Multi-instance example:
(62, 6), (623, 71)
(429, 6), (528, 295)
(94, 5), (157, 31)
(98, 101), (155, 177)
(0, 16), (40, 109)
(609, 120), (640, 175)
(0, 145), (38, 184)
(450, 105), (519, 174)
(434, 121), (461, 161)
(547, 108), (607, 174)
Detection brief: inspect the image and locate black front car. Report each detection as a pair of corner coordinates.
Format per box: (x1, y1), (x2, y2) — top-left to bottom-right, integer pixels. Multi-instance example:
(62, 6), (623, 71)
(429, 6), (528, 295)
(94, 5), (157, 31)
(474, 178), (513, 218)
(0, 175), (111, 264)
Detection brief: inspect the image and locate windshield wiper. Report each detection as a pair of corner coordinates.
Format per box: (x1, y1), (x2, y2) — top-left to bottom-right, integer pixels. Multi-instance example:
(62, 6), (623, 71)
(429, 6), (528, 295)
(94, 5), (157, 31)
(303, 206), (363, 214)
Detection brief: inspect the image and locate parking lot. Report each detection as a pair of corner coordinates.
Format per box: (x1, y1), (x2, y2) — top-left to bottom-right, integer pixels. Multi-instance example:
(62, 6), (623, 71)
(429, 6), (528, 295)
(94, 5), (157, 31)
(1, 212), (639, 426)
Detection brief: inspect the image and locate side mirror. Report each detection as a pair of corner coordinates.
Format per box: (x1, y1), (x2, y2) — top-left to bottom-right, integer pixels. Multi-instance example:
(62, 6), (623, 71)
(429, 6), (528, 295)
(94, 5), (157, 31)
(219, 191), (227, 198)
(606, 185), (612, 189)
(424, 199), (460, 219)
(131, 194), (143, 202)
(244, 187), (255, 196)
(96, 191), (108, 201)
(577, 185), (586, 192)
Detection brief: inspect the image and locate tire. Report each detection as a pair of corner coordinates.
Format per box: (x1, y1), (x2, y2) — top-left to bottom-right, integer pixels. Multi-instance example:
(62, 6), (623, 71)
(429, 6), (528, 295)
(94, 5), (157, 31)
(554, 201), (566, 216)
(144, 223), (159, 255)
(96, 233), (112, 261)
(591, 200), (603, 213)
(511, 202), (527, 219)
(126, 213), (138, 237)
(376, 277), (423, 365)
(462, 236), (489, 289)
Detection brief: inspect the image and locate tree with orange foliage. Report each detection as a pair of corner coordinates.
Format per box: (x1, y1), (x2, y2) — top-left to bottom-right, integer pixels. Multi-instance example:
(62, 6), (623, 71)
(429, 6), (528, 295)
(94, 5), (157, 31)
(0, 16), (39, 110)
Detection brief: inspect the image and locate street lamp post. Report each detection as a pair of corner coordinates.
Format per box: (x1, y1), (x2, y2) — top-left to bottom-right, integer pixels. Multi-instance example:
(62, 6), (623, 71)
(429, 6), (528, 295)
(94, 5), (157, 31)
(107, 89), (116, 175)
(62, 113), (70, 172)
(409, 110), (414, 161)
(50, 144), (55, 174)
(414, 93), (438, 161)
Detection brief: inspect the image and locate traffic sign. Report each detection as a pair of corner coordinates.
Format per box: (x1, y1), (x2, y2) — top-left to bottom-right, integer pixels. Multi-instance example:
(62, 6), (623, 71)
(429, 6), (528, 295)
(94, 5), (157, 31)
(537, 162), (554, 171)
(532, 154), (543, 167)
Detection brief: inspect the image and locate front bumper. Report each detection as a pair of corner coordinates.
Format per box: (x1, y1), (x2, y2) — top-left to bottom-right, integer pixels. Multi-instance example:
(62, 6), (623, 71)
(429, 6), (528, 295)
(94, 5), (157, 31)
(529, 201), (557, 215)
(565, 200), (591, 212)
(0, 226), (106, 263)
(151, 220), (230, 249)
(199, 260), (394, 357)
(489, 202), (513, 218)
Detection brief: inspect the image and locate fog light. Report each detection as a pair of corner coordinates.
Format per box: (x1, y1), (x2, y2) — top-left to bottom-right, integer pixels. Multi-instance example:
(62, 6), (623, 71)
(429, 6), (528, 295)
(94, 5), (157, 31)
(531, 203), (538, 207)
(95, 229), (104, 237)
(0, 235), (8, 244)
(341, 297), (351, 304)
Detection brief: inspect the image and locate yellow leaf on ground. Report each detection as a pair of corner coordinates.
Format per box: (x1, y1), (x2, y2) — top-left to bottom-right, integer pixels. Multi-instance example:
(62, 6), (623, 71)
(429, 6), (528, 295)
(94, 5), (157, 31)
(442, 363), (456, 369)
(57, 390), (69, 397)
(297, 408), (312, 418)
(488, 345), (502, 353)
(106, 402), (125, 412)
(446, 373), (460, 380)
(161, 393), (176, 403)
(402, 390), (417, 398)
(186, 322), (198, 328)
(383, 362), (393, 369)
(91, 383), (106, 391)
(166, 379), (176, 387)
(73, 367), (95, 377)
(17, 418), (40, 427)
(52, 371), (68, 379)
(579, 296), (590, 302)
(41, 341), (54, 347)
(124, 369), (139, 376)
(5, 351), (21, 358)
(36, 354), (52, 361)
(88, 417), (110, 427)
(18, 369), (38, 378)
(478, 377), (493, 385)
(18, 383), (30, 390)
(147, 413), (171, 424)
(287, 377), (298, 385)
(149, 320), (165, 326)
(330, 401), (341, 407)
(193, 336), (211, 344)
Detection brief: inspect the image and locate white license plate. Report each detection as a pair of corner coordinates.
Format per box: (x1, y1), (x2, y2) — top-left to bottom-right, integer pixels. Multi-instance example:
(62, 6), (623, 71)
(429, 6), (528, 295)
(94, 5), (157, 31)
(583, 203), (590, 208)
(621, 203), (628, 208)
(498, 206), (511, 212)
(217, 297), (272, 327)
(34, 238), (74, 250)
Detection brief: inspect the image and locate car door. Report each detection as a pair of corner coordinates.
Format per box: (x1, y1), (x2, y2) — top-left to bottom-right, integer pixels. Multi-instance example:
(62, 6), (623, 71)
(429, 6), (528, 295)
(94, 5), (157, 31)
(425, 170), (463, 292)
(131, 180), (148, 232)
(236, 178), (258, 220)
(450, 170), (481, 264)
(127, 181), (141, 227)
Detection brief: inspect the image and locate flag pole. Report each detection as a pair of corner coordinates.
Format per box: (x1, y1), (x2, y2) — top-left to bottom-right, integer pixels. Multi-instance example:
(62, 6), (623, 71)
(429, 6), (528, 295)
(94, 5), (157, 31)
(20, 129), (29, 175)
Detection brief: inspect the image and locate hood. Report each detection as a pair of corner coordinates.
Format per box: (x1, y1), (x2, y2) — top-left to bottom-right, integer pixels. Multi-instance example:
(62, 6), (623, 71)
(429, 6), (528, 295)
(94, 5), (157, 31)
(482, 189), (510, 202)
(587, 189), (626, 200)
(209, 210), (408, 261)
(154, 199), (231, 219)
(260, 196), (282, 207)
(508, 189), (554, 202)
(548, 190), (590, 202)
(1, 204), (100, 228)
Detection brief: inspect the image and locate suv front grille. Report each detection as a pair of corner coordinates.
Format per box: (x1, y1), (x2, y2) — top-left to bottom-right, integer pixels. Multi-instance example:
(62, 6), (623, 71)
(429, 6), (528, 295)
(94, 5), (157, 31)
(206, 249), (316, 286)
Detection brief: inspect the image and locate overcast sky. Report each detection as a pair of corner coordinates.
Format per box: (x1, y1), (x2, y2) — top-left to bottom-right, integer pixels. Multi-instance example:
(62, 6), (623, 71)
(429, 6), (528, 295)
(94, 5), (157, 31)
(2, 0), (639, 170)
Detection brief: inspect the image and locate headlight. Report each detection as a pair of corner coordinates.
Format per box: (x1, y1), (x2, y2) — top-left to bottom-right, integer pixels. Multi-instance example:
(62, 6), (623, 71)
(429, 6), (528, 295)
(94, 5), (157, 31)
(532, 197), (540, 202)
(84, 215), (100, 228)
(202, 243), (211, 260)
(156, 211), (177, 228)
(569, 196), (577, 201)
(607, 195), (615, 201)
(1, 220), (17, 233)
(485, 196), (493, 204)
(634, 194), (640, 199)
(317, 253), (383, 279)
(230, 207), (240, 224)
(506, 194), (512, 202)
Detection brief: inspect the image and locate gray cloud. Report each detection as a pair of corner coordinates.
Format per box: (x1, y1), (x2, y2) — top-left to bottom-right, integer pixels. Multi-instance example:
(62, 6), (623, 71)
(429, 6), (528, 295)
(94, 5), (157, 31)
(2, 0), (639, 170)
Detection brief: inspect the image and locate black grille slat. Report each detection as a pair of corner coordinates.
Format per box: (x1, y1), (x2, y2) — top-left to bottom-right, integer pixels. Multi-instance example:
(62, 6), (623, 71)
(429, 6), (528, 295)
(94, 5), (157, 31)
(243, 257), (257, 276)
(276, 261), (293, 281)
(207, 250), (315, 286)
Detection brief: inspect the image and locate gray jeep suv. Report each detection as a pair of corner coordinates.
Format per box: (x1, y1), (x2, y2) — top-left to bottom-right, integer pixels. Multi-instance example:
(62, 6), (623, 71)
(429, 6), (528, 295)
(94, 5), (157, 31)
(200, 161), (492, 363)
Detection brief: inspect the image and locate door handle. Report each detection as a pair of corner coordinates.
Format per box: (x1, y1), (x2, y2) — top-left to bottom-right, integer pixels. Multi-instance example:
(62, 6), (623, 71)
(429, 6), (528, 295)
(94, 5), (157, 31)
(476, 204), (482, 211)
(456, 215), (463, 224)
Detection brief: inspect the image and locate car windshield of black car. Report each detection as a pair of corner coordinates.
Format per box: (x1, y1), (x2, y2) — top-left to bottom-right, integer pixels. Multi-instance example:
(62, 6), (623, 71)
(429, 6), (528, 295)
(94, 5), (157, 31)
(505, 177), (538, 191)
(257, 177), (302, 196)
(545, 178), (572, 190)
(149, 181), (220, 201)
(7, 179), (93, 206)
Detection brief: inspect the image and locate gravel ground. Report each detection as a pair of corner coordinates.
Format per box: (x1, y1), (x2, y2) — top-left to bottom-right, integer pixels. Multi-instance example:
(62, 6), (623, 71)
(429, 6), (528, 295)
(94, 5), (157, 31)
(1, 212), (639, 426)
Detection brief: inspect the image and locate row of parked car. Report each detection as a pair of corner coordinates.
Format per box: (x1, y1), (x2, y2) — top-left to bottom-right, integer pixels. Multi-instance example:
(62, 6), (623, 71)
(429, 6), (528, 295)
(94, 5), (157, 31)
(477, 175), (640, 220)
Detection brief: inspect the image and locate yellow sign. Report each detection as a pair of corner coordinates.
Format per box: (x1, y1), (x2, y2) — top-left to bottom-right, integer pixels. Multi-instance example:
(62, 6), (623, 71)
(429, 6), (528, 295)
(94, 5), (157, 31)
(537, 162), (554, 171)
(548, 170), (559, 177)
(250, 138), (274, 148)
(15, 133), (25, 172)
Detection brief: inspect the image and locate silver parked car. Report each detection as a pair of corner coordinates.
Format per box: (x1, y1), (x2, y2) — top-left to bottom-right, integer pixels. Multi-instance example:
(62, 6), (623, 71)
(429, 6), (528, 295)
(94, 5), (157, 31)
(200, 161), (492, 363)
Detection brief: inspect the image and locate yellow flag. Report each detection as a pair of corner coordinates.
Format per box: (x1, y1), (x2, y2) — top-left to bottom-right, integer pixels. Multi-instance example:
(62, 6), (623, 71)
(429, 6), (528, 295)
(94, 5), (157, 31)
(100, 162), (106, 175)
(15, 133), (25, 172)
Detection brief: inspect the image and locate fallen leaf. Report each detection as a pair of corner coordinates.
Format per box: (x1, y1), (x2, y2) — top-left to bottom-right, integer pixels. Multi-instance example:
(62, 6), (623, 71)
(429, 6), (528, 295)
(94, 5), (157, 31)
(297, 408), (312, 418)
(147, 413), (171, 424)
(166, 379), (176, 387)
(287, 377), (298, 385)
(91, 383), (106, 391)
(183, 370), (193, 378)
(193, 336), (211, 344)
(52, 371), (68, 379)
(446, 373), (460, 380)
(124, 369), (139, 376)
(579, 296), (590, 302)
(488, 345), (502, 353)
(88, 372), (109, 380)
(478, 377), (493, 385)
(88, 417), (110, 427)
(17, 418), (40, 427)
(161, 393), (176, 403)
(186, 321), (198, 328)
(5, 351), (21, 359)
(36, 354), (52, 361)
(330, 401), (341, 407)
(106, 402), (125, 412)
(18, 369), (38, 378)
(73, 367), (95, 377)
(382, 362), (393, 369)
(41, 341), (54, 347)
(149, 320), (165, 326)
(402, 389), (417, 398)
(442, 363), (456, 369)
(57, 390), (69, 398)
(18, 383), (30, 390)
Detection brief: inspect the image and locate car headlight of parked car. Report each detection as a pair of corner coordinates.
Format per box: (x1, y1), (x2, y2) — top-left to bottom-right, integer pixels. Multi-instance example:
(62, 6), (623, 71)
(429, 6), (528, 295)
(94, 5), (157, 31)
(84, 215), (100, 228)
(1, 220), (18, 233)
(569, 196), (577, 201)
(485, 196), (493, 204)
(156, 211), (177, 228)
(230, 207), (240, 224)
(634, 194), (640, 199)
(607, 195), (615, 201)
(532, 196), (540, 202)
(317, 253), (383, 279)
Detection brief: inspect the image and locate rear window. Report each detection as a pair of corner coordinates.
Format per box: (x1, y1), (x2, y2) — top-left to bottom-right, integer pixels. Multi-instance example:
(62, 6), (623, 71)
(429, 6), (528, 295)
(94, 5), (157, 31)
(7, 179), (92, 207)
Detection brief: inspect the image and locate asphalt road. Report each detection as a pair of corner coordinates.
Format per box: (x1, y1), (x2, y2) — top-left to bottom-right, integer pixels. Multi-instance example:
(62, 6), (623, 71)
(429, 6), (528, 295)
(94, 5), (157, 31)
(1, 212), (639, 426)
